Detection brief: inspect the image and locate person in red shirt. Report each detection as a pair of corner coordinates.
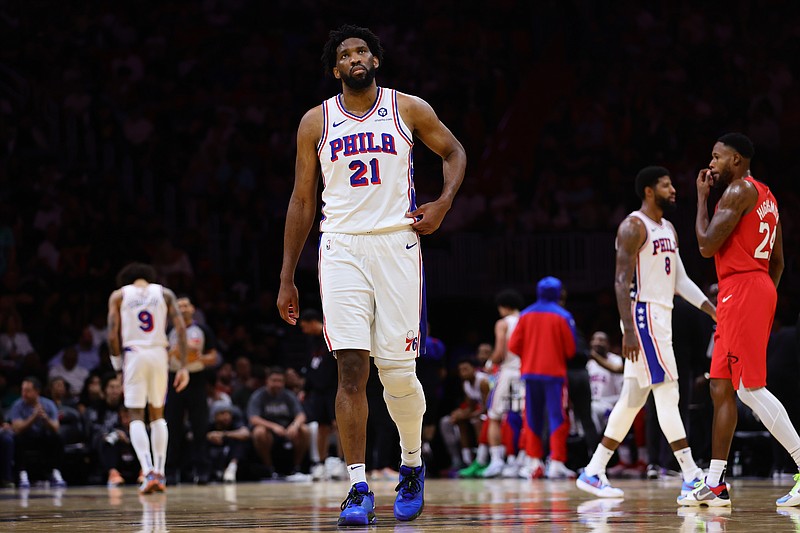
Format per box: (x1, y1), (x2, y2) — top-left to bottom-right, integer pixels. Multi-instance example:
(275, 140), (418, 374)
(682, 132), (800, 508)
(509, 276), (577, 479)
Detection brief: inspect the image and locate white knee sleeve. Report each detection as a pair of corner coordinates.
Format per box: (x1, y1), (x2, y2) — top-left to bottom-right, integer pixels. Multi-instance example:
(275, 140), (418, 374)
(375, 357), (426, 465)
(738, 384), (800, 453)
(652, 381), (687, 443)
(603, 378), (649, 443)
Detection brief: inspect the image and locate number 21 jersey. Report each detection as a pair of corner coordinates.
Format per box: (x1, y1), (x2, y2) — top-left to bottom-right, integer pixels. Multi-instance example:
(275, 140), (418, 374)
(317, 87), (416, 235)
(715, 177), (778, 281)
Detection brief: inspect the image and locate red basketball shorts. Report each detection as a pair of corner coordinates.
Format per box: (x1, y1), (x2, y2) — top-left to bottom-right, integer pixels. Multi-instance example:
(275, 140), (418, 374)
(710, 272), (776, 390)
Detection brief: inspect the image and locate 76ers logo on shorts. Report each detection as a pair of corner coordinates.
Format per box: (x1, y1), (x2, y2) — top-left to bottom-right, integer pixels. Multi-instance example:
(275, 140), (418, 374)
(405, 330), (418, 352)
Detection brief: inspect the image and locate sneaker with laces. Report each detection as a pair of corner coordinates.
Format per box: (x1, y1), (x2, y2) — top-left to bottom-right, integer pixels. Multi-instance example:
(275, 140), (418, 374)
(394, 463), (425, 521)
(681, 477), (702, 496)
(777, 473), (800, 507)
(338, 482), (376, 526)
(546, 460), (577, 479)
(107, 468), (124, 487)
(576, 471), (625, 498)
(677, 480), (731, 507)
(457, 460), (487, 479)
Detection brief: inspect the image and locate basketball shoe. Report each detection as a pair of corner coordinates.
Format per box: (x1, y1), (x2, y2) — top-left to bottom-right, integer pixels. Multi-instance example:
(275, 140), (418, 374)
(394, 463), (425, 521)
(576, 471), (624, 498)
(681, 477), (703, 496)
(777, 473), (800, 507)
(677, 479), (731, 507)
(139, 471), (160, 494)
(518, 457), (545, 479)
(458, 460), (487, 479)
(338, 482), (376, 526)
(546, 459), (577, 479)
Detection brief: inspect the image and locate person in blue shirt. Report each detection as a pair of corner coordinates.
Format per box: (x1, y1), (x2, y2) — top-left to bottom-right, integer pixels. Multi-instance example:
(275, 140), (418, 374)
(9, 376), (66, 487)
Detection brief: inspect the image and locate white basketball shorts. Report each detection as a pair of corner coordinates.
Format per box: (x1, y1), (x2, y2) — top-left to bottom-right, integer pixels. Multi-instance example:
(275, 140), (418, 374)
(623, 301), (677, 388)
(122, 345), (169, 409)
(319, 229), (423, 360)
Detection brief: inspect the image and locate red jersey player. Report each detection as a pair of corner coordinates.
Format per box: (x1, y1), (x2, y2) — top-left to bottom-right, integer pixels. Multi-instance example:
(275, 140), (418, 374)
(681, 132), (800, 508)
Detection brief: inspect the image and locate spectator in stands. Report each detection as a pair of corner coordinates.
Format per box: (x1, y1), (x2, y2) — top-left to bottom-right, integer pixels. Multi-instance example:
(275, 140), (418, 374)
(48, 346), (88, 400)
(299, 309), (345, 481)
(85, 373), (124, 484)
(77, 373), (104, 414)
(45, 376), (83, 445)
(207, 401), (250, 483)
(247, 366), (309, 478)
(0, 410), (14, 487)
(0, 312), (36, 371)
(9, 376), (66, 487)
(49, 327), (101, 373)
(100, 406), (139, 487)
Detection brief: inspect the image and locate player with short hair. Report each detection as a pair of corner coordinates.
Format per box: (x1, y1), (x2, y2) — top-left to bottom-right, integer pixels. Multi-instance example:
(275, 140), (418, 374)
(277, 24), (466, 526)
(107, 262), (189, 494)
(577, 166), (715, 499)
(682, 133), (800, 507)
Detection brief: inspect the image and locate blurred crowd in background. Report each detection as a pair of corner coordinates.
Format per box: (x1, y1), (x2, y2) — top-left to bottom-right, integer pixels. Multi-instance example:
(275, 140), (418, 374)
(1, 1), (799, 487)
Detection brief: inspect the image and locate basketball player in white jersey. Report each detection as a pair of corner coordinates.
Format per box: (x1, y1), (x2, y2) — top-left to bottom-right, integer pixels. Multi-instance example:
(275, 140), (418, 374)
(482, 289), (524, 478)
(277, 24), (465, 526)
(577, 166), (716, 500)
(107, 262), (189, 494)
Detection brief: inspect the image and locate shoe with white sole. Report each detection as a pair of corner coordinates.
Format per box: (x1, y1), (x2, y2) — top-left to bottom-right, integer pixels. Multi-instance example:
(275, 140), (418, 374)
(576, 471), (625, 498)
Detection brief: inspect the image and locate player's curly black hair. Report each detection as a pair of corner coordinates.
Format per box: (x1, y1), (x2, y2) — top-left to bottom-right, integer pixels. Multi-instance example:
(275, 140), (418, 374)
(635, 165), (670, 200)
(321, 24), (384, 77)
(116, 262), (157, 287)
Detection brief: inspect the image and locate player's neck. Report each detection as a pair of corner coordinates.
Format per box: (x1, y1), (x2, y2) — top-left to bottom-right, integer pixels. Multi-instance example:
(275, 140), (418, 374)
(133, 279), (149, 287)
(639, 204), (663, 224)
(340, 84), (379, 115)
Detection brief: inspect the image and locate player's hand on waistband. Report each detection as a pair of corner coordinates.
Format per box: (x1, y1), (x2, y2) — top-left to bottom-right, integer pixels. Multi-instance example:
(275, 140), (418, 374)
(173, 367), (190, 392)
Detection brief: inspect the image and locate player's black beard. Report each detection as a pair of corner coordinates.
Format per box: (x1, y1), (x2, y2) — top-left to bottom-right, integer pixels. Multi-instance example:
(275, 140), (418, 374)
(342, 66), (376, 90)
(656, 196), (677, 213)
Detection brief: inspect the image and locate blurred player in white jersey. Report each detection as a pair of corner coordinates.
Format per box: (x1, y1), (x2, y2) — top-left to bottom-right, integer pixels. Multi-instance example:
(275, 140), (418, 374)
(576, 167), (716, 500)
(108, 262), (189, 494)
(277, 24), (465, 526)
(481, 289), (524, 478)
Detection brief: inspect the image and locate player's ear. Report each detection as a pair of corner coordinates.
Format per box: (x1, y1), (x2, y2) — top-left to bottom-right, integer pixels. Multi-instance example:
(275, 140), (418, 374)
(373, 56), (379, 69)
(332, 67), (341, 80)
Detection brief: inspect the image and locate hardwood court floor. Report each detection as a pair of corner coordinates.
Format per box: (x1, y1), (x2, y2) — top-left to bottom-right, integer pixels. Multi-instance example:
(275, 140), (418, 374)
(1, 477), (798, 532)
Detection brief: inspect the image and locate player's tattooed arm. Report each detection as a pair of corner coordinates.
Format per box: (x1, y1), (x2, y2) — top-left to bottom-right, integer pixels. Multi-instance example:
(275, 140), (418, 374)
(164, 288), (188, 367)
(614, 216), (645, 362)
(107, 289), (123, 358)
(696, 178), (757, 258)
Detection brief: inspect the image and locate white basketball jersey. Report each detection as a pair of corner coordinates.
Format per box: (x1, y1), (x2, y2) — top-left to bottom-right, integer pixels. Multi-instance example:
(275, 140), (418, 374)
(503, 314), (521, 370)
(317, 87), (416, 234)
(464, 371), (489, 403)
(625, 211), (678, 308)
(120, 283), (168, 348)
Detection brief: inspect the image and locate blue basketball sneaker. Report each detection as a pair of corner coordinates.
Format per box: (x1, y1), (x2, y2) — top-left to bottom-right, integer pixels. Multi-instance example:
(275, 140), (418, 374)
(338, 482), (376, 526)
(394, 463), (425, 521)
(681, 477), (703, 496)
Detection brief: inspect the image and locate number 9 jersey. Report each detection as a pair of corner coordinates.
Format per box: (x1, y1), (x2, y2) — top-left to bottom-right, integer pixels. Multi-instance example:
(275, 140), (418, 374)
(120, 283), (169, 349)
(714, 176), (779, 281)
